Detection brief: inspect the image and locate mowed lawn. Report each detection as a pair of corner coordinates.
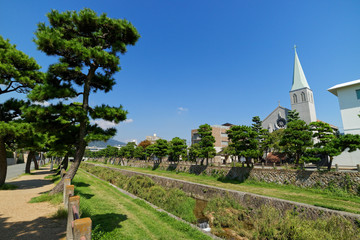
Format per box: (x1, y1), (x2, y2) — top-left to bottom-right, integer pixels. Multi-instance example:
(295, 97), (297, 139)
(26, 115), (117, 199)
(73, 169), (211, 240)
(88, 163), (360, 214)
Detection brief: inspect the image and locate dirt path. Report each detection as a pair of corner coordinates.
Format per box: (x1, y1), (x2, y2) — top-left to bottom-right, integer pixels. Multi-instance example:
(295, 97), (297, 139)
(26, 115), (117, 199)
(0, 167), (66, 240)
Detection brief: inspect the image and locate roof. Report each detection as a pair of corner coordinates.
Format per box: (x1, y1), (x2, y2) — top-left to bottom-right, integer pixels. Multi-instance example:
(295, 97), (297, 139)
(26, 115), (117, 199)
(262, 105), (291, 122)
(316, 120), (338, 130)
(291, 49), (310, 91)
(328, 79), (360, 96)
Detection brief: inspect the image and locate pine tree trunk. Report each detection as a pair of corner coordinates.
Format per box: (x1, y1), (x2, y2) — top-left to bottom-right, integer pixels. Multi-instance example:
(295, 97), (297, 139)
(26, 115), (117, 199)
(49, 66), (95, 195)
(33, 154), (39, 170)
(25, 151), (35, 174)
(328, 156), (333, 171)
(62, 155), (69, 170)
(0, 137), (7, 186)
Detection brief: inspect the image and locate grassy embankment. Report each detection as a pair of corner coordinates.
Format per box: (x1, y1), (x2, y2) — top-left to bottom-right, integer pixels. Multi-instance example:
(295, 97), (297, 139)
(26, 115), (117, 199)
(82, 163), (360, 240)
(88, 162), (360, 214)
(31, 167), (211, 240)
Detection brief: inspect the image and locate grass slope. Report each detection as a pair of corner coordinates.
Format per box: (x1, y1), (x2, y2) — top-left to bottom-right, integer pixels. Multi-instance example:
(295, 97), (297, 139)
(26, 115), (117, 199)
(88, 162), (360, 214)
(73, 169), (211, 240)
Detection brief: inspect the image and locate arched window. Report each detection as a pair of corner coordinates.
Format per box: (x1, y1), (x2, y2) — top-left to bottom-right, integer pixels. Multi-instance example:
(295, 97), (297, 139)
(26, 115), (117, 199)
(301, 92), (306, 102)
(293, 94), (298, 103)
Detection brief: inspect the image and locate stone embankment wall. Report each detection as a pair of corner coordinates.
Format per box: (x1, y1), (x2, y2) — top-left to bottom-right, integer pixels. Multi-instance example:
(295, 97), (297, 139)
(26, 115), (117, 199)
(85, 162), (360, 223)
(91, 158), (360, 194)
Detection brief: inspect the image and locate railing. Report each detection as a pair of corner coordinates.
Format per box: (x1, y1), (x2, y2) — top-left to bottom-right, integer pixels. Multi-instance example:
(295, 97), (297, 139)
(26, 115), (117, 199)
(62, 171), (92, 240)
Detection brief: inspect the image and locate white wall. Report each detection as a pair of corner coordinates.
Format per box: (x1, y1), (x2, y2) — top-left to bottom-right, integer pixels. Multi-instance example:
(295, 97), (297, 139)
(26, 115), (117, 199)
(337, 85), (360, 134)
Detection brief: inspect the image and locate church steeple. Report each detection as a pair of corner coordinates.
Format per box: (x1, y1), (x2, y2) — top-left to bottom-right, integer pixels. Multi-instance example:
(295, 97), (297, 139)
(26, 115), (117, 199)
(289, 46), (317, 124)
(291, 46), (310, 91)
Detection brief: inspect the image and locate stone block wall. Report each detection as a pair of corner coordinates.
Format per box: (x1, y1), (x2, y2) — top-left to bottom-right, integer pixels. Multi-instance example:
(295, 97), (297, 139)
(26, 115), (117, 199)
(86, 162), (360, 223)
(90, 158), (360, 194)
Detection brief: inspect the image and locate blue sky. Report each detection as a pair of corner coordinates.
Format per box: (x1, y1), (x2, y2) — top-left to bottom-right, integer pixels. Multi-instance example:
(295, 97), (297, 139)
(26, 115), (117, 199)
(1, 1), (360, 144)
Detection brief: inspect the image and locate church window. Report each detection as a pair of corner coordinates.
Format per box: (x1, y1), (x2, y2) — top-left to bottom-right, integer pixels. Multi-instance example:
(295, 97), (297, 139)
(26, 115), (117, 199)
(356, 89), (360, 100)
(293, 94), (298, 103)
(301, 92), (306, 102)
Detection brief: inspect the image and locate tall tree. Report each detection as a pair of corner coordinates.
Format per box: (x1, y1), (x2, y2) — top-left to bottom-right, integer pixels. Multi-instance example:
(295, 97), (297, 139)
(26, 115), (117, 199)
(197, 124), (216, 165)
(280, 120), (313, 165)
(227, 125), (260, 167)
(0, 36), (43, 186)
(29, 8), (140, 194)
(168, 137), (187, 162)
(152, 139), (169, 162)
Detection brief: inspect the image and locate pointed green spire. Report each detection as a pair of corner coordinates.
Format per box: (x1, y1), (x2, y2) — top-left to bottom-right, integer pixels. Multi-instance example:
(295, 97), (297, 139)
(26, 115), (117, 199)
(291, 47), (310, 91)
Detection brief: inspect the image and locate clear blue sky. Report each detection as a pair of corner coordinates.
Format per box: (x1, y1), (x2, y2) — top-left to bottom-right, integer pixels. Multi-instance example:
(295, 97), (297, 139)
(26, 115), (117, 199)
(1, 1), (360, 144)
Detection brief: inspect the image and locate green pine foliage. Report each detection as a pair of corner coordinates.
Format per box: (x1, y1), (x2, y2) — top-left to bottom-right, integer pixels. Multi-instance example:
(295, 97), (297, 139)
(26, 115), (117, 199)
(25, 8), (140, 193)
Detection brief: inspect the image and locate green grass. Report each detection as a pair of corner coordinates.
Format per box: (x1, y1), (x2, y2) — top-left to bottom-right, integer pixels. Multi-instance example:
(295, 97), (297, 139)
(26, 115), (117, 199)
(73, 169), (211, 240)
(87, 162), (360, 214)
(0, 183), (18, 190)
(29, 192), (63, 205)
(52, 207), (68, 219)
(204, 197), (360, 240)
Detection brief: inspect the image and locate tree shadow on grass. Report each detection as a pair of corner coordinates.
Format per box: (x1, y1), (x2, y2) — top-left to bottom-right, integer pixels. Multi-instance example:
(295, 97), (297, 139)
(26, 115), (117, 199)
(87, 213), (128, 234)
(0, 214), (66, 240)
(74, 182), (91, 188)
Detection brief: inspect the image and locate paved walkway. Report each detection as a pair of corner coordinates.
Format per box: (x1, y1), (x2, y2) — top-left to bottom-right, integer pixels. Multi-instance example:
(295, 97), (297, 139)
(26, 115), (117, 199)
(0, 167), (66, 240)
(6, 162), (35, 180)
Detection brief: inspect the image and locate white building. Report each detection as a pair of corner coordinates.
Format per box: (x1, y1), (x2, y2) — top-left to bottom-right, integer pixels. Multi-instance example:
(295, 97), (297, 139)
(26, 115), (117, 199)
(262, 47), (317, 132)
(328, 79), (360, 134)
(328, 79), (360, 166)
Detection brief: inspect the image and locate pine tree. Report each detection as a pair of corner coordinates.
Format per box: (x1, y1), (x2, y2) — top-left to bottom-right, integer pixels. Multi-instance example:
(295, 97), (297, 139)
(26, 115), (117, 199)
(28, 8), (140, 194)
(198, 124), (216, 165)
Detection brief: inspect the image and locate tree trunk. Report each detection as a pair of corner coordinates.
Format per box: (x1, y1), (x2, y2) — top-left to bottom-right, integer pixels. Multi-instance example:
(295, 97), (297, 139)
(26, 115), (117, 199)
(25, 151), (35, 174)
(33, 154), (39, 170)
(0, 137), (7, 186)
(49, 66), (95, 195)
(62, 155), (69, 170)
(328, 156), (333, 171)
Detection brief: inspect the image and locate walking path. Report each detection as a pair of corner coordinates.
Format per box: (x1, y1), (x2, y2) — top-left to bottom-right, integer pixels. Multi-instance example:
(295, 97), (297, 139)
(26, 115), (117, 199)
(0, 167), (66, 240)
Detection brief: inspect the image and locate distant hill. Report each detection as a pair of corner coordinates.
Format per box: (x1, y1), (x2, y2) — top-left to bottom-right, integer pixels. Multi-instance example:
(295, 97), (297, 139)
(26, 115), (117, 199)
(88, 139), (126, 148)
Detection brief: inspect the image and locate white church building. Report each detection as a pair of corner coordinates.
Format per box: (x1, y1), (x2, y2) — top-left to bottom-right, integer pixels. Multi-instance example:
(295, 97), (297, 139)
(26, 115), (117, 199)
(262, 48), (318, 131)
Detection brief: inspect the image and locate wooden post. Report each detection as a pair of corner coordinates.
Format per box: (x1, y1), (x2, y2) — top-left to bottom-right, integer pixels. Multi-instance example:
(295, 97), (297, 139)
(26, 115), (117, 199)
(261, 162), (264, 169)
(67, 196), (80, 240)
(273, 162), (276, 169)
(73, 218), (92, 240)
(64, 185), (74, 210)
(335, 164), (339, 172)
(63, 178), (71, 206)
(357, 164), (360, 172)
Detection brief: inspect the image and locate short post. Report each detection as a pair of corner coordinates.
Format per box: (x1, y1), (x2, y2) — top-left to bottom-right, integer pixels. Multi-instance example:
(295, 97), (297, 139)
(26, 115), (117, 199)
(335, 164), (339, 172)
(218, 162), (220, 167)
(67, 196), (80, 240)
(64, 185), (74, 210)
(261, 162), (264, 169)
(357, 164), (360, 172)
(285, 163), (288, 169)
(73, 218), (92, 240)
(63, 178), (71, 205)
(273, 162), (276, 169)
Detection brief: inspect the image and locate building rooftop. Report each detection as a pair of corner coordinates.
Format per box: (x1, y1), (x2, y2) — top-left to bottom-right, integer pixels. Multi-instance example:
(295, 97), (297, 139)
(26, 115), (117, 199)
(328, 79), (360, 96)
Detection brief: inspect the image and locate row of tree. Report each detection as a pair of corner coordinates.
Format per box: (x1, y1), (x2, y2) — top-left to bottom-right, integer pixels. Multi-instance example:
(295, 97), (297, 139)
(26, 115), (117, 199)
(87, 111), (360, 171)
(86, 137), (188, 162)
(0, 8), (140, 194)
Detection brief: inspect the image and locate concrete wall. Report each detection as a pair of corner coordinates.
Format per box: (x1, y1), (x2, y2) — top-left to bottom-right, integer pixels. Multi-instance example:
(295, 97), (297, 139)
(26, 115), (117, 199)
(86, 162), (360, 223)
